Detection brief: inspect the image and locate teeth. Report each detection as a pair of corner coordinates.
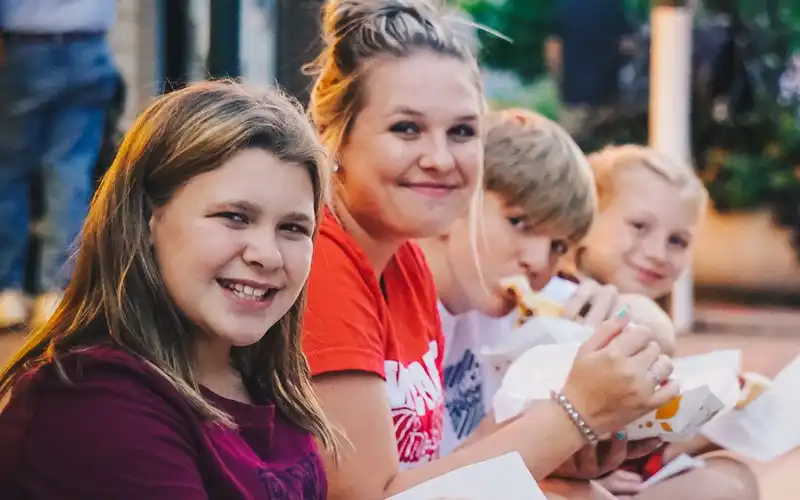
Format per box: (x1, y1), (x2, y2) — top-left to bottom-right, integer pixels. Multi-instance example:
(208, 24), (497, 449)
(222, 281), (270, 300)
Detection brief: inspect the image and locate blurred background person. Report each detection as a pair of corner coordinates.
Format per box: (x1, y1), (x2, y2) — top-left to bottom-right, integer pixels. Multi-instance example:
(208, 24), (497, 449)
(0, 0), (119, 330)
(545, 0), (635, 137)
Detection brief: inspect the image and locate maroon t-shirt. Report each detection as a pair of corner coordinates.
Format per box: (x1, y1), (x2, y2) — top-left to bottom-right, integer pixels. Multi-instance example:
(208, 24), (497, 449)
(0, 344), (327, 499)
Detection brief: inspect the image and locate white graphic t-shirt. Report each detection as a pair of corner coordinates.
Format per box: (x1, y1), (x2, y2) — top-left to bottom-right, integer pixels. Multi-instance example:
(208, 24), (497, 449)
(439, 303), (515, 455)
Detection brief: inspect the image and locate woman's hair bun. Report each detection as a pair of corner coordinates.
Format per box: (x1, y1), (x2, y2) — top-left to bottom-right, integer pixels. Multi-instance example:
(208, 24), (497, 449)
(321, 0), (441, 44)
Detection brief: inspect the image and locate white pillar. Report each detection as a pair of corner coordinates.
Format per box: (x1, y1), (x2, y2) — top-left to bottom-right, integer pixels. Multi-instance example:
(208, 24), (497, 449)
(648, 4), (694, 334)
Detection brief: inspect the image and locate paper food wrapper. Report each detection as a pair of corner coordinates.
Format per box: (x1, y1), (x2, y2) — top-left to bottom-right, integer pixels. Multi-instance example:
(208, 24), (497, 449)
(476, 316), (593, 397)
(702, 355), (800, 462)
(493, 343), (740, 441)
(643, 453), (706, 487)
(387, 453), (546, 500)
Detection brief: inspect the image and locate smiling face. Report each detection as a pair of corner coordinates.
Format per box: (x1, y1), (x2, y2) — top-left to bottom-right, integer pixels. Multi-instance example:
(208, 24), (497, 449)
(582, 167), (702, 299)
(443, 191), (573, 317)
(335, 50), (483, 240)
(149, 149), (316, 347)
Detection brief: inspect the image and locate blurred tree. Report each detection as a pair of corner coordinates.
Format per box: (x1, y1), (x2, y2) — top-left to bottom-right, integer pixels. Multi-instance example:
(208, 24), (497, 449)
(458, 0), (800, 259)
(461, 0), (556, 82)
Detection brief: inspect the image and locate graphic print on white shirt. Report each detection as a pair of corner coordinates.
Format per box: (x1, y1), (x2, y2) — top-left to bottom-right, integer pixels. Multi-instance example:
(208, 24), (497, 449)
(443, 347), (486, 446)
(385, 340), (444, 467)
(439, 304), (507, 455)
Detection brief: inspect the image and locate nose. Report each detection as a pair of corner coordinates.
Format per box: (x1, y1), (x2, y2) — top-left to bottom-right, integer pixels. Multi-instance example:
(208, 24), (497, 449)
(418, 134), (456, 173)
(641, 233), (668, 264)
(519, 236), (554, 277)
(242, 231), (283, 271)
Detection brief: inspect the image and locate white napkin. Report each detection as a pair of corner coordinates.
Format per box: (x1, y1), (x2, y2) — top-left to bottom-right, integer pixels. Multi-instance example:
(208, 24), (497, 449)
(387, 453), (546, 500)
(702, 355), (800, 462)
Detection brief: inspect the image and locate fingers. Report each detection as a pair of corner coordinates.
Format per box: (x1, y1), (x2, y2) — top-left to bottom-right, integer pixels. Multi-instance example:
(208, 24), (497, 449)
(580, 306), (631, 353)
(583, 285), (619, 327)
(647, 380), (682, 408)
(598, 436), (629, 474)
(629, 342), (661, 373)
(562, 280), (619, 327)
(627, 438), (662, 459)
(647, 355), (674, 386)
(573, 445), (596, 476)
(562, 279), (598, 321)
(597, 470), (644, 496)
(605, 323), (655, 358)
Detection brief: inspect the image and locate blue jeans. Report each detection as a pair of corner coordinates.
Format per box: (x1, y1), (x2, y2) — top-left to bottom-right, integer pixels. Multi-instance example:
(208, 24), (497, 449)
(0, 35), (118, 292)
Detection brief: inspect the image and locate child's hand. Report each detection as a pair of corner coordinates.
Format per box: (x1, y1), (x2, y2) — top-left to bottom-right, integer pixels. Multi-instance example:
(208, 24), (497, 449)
(596, 469), (645, 497)
(562, 278), (620, 327)
(551, 437), (629, 480)
(626, 438), (662, 459)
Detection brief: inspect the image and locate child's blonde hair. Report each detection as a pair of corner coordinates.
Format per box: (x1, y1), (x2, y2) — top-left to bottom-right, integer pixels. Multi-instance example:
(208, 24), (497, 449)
(483, 108), (596, 243)
(587, 144), (708, 214)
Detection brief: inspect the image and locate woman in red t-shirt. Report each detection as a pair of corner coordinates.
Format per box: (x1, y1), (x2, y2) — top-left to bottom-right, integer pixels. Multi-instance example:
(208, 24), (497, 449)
(301, 1), (681, 498)
(0, 81), (336, 499)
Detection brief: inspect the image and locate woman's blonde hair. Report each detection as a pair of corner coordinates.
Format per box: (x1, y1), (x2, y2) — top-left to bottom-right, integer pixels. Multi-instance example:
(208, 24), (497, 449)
(483, 108), (597, 243)
(588, 144), (708, 214)
(0, 81), (337, 453)
(305, 0), (484, 155)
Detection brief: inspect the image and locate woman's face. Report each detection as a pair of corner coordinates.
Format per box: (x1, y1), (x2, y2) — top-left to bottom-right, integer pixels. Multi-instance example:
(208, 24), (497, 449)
(444, 191), (571, 317)
(149, 149), (316, 347)
(336, 50), (483, 240)
(582, 168), (701, 299)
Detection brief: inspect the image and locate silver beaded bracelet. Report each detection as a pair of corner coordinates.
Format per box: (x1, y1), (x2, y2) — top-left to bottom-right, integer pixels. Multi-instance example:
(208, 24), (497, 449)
(550, 390), (599, 446)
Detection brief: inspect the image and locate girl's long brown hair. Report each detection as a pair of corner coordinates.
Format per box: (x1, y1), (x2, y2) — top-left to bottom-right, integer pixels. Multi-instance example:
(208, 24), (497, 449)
(0, 80), (337, 453)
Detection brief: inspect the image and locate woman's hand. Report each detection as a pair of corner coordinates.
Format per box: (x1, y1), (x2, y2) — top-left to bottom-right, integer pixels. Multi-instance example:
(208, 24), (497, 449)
(561, 279), (619, 327)
(551, 436), (629, 480)
(561, 309), (679, 436)
(626, 438), (662, 460)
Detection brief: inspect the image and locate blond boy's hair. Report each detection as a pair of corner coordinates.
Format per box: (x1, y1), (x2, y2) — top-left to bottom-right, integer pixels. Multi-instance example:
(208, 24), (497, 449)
(483, 108), (597, 242)
(587, 144), (708, 213)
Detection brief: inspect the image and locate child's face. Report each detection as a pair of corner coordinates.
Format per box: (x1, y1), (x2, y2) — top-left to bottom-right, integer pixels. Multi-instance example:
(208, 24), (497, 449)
(582, 167), (702, 299)
(444, 191), (570, 317)
(149, 149), (316, 348)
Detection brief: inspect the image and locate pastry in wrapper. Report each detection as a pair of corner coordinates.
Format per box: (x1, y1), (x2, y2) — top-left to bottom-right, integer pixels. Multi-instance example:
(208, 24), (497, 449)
(617, 293), (675, 353)
(735, 372), (772, 410)
(501, 276), (564, 327)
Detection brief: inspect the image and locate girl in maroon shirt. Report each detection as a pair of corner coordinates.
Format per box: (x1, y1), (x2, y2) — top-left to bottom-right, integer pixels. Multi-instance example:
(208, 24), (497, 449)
(0, 81), (337, 499)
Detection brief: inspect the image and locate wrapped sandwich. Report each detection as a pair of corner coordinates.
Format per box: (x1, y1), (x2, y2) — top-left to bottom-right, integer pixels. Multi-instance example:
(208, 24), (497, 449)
(736, 372), (772, 410)
(500, 275), (572, 326)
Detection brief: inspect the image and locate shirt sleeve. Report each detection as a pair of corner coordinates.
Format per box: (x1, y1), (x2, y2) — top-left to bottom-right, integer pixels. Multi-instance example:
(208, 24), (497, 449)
(302, 231), (386, 379)
(16, 363), (208, 500)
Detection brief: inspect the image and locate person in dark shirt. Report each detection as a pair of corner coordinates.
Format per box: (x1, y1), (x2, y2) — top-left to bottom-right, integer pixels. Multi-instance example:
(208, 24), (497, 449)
(546, 0), (635, 136)
(0, 81), (337, 499)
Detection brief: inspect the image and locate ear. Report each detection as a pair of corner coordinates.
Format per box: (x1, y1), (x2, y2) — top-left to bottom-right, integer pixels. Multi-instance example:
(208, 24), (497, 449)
(148, 208), (160, 246)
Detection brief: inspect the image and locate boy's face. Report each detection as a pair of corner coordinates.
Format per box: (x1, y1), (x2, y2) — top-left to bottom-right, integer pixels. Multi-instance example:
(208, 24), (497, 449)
(445, 191), (571, 317)
(582, 168), (702, 299)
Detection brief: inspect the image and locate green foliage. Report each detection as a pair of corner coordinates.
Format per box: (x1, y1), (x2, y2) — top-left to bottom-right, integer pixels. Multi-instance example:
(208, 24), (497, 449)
(463, 0), (556, 82)
(488, 78), (561, 120)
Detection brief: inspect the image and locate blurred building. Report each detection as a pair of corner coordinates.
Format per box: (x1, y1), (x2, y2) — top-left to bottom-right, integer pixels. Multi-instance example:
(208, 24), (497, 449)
(108, 0), (315, 127)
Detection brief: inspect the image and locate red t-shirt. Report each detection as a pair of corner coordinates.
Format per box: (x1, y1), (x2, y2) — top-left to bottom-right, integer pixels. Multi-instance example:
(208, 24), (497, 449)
(0, 344), (326, 499)
(303, 210), (445, 468)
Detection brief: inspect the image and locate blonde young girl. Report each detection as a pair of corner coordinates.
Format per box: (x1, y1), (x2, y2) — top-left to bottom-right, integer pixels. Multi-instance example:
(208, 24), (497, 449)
(300, 2), (677, 486)
(0, 81), (336, 499)
(575, 145), (759, 500)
